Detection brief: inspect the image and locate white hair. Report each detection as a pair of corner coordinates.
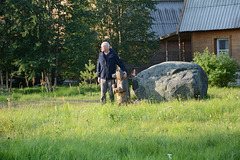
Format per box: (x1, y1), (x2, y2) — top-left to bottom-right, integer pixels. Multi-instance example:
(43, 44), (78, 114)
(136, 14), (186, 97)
(101, 42), (110, 48)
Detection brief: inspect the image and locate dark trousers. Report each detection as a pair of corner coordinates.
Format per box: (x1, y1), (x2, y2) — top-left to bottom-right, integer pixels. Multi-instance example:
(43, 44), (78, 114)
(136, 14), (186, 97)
(100, 79), (114, 103)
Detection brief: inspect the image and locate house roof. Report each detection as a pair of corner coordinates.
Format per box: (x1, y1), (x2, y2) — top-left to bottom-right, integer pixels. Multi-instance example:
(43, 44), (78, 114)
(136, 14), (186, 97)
(150, 1), (184, 38)
(179, 0), (240, 32)
(152, 0), (183, 1)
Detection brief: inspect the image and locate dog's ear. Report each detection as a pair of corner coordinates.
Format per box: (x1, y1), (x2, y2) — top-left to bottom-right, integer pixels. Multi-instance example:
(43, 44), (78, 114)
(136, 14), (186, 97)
(112, 73), (116, 78)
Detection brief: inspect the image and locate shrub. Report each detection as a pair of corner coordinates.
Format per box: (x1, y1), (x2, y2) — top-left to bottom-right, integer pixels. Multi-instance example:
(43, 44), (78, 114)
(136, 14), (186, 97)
(193, 48), (239, 87)
(80, 60), (98, 96)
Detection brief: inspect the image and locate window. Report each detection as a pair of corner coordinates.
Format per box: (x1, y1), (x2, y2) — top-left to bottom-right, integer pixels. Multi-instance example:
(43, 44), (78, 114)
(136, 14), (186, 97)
(217, 39), (229, 56)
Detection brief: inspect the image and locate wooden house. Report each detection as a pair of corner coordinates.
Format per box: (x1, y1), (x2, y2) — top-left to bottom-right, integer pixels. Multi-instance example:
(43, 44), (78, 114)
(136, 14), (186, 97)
(150, 0), (240, 65)
(133, 0), (186, 73)
(179, 0), (240, 62)
(148, 0), (191, 66)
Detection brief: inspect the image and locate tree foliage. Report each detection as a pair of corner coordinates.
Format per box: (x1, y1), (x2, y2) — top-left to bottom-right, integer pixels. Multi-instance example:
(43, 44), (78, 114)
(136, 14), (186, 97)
(80, 60), (98, 95)
(0, 0), (24, 89)
(0, 0), (159, 90)
(61, 0), (97, 79)
(1, 0), (68, 91)
(93, 0), (158, 65)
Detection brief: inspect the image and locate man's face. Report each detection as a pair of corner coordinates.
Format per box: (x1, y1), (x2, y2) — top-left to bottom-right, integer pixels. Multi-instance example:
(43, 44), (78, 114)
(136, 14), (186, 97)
(101, 44), (109, 52)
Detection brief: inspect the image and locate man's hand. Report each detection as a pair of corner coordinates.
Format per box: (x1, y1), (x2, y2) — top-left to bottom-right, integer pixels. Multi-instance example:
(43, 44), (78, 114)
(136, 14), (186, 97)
(98, 77), (101, 83)
(123, 71), (127, 78)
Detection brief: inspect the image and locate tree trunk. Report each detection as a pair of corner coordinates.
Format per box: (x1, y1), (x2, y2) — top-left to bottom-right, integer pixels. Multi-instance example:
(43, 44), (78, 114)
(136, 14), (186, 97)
(90, 79), (92, 96)
(6, 69), (8, 90)
(118, 4), (122, 57)
(49, 75), (52, 92)
(44, 81), (49, 92)
(10, 69), (13, 92)
(53, 77), (57, 91)
(45, 72), (52, 92)
(44, 71), (49, 92)
(53, 57), (58, 91)
(54, 8), (60, 92)
(48, 69), (52, 92)
(0, 70), (3, 87)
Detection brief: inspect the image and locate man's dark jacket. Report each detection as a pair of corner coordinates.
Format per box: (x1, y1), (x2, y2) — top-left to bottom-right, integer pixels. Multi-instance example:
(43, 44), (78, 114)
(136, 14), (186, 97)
(97, 48), (127, 80)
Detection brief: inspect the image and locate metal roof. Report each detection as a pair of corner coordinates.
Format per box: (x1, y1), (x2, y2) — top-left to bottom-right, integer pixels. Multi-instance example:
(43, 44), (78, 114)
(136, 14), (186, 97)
(153, 0), (183, 1)
(150, 1), (184, 38)
(179, 0), (240, 32)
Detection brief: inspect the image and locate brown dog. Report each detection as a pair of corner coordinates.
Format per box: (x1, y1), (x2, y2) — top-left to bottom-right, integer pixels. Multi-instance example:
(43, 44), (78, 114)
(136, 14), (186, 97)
(112, 70), (130, 105)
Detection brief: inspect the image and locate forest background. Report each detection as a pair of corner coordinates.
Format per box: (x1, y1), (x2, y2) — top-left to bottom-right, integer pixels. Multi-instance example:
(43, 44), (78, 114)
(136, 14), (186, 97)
(0, 0), (158, 92)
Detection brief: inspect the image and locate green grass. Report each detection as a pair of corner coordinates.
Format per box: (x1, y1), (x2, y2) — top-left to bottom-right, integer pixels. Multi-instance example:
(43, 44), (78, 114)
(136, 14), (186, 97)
(0, 85), (100, 102)
(0, 87), (240, 159)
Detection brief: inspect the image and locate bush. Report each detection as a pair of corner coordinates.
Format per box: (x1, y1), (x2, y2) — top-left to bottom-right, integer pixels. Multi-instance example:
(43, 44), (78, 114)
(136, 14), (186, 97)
(193, 48), (239, 87)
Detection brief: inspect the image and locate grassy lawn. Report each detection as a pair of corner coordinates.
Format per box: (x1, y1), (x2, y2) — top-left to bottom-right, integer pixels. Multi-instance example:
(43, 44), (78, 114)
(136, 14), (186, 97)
(0, 87), (240, 159)
(0, 85), (100, 102)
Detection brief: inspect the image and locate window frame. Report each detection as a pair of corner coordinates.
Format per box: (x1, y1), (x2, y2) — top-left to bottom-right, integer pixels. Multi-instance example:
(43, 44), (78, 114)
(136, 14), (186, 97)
(217, 38), (229, 57)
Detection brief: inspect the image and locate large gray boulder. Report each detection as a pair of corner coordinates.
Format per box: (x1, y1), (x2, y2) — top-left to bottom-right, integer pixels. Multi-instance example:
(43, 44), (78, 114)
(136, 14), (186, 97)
(131, 61), (208, 101)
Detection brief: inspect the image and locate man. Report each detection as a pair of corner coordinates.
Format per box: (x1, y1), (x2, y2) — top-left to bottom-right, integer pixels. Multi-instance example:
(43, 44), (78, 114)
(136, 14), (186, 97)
(97, 42), (127, 103)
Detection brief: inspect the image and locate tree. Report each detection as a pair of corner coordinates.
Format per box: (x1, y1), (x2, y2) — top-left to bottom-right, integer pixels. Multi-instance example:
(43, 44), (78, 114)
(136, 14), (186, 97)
(1, 0), (98, 91)
(80, 60), (98, 96)
(93, 0), (158, 66)
(61, 0), (98, 80)
(11, 0), (68, 92)
(0, 0), (24, 91)
(1, 0), (158, 91)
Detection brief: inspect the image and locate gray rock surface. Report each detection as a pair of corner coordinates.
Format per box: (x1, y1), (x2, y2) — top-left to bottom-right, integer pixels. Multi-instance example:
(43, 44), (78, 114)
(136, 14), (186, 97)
(131, 61), (208, 101)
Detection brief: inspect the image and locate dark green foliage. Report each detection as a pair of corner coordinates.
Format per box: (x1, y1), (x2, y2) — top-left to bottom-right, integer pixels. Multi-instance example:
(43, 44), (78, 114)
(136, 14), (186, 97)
(62, 0), (97, 79)
(193, 48), (240, 87)
(0, 0), (69, 91)
(0, 0), (159, 89)
(0, 0), (24, 88)
(93, 0), (158, 65)
(0, 0), (97, 89)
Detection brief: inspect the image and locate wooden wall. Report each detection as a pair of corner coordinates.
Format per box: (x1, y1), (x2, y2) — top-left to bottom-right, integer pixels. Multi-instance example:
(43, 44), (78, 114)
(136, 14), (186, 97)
(158, 40), (192, 62)
(141, 40), (192, 69)
(129, 29), (240, 77)
(192, 29), (240, 62)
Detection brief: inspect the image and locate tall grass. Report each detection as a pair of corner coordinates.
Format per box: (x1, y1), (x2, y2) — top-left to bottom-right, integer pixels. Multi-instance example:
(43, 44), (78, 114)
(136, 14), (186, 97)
(0, 85), (100, 102)
(0, 87), (240, 159)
